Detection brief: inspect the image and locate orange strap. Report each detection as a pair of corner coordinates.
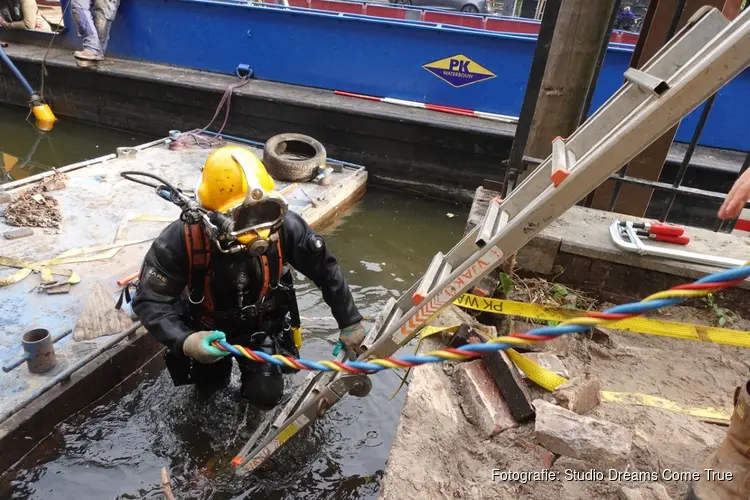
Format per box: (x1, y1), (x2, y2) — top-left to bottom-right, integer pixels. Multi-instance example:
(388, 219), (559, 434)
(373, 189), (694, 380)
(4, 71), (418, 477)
(184, 224), (214, 314)
(258, 239), (284, 300)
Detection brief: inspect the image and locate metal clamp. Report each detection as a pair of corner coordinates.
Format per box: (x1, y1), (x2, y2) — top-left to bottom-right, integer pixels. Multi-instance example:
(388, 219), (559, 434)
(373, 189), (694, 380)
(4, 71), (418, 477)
(609, 218), (745, 269)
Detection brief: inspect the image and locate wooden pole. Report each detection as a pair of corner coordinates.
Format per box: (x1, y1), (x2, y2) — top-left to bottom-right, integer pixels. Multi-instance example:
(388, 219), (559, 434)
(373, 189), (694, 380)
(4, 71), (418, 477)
(519, 0), (619, 175)
(588, 0), (744, 216)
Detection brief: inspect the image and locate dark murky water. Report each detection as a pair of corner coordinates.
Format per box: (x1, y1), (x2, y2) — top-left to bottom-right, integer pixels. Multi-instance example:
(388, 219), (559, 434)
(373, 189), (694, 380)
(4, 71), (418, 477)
(0, 105), (467, 499)
(0, 105), (153, 185)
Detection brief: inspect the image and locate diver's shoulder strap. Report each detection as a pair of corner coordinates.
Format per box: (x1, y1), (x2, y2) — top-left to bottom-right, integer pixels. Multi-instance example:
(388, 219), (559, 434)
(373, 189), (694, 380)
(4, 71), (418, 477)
(258, 239), (284, 300)
(184, 223), (215, 314)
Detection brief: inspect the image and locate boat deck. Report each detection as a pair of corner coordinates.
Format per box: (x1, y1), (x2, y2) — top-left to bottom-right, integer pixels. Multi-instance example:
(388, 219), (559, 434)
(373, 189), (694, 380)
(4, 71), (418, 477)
(0, 132), (367, 466)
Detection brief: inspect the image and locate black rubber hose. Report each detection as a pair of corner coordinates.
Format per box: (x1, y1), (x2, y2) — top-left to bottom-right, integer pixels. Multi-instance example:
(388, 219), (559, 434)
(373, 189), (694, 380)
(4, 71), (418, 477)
(121, 171), (182, 194)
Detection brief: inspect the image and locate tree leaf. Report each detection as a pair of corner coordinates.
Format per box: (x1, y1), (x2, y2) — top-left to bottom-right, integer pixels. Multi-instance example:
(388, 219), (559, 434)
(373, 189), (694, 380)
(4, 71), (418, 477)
(719, 316), (727, 327)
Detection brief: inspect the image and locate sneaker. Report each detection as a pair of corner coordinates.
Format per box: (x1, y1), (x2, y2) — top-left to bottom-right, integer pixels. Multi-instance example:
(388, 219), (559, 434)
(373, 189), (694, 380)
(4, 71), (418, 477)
(74, 49), (103, 61)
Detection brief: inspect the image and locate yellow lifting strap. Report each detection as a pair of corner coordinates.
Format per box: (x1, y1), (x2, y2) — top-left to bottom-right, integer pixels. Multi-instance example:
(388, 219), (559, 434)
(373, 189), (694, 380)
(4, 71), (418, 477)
(454, 293), (750, 349)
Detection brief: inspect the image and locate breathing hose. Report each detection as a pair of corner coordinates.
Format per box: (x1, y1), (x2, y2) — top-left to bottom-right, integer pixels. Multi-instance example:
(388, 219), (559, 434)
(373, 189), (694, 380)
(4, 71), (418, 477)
(0, 44), (34, 96)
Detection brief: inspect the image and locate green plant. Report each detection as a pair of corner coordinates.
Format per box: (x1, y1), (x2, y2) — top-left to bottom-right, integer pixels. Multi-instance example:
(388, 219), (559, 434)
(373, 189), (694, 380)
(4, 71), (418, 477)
(499, 272), (514, 295)
(549, 284), (568, 300)
(705, 293), (729, 327)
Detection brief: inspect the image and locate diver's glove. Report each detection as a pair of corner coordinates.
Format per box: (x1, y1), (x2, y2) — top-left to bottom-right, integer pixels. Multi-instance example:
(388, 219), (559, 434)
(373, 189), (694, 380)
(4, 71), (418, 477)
(182, 330), (229, 364)
(338, 322), (366, 359)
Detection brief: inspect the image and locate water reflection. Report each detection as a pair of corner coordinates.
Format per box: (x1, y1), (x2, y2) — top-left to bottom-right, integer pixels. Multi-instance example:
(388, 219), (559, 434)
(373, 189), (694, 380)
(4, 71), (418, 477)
(0, 105), (153, 185)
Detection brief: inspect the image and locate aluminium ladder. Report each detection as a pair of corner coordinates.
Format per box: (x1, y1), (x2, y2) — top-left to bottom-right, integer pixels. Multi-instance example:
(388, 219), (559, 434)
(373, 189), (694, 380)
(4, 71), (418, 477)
(231, 5), (750, 475)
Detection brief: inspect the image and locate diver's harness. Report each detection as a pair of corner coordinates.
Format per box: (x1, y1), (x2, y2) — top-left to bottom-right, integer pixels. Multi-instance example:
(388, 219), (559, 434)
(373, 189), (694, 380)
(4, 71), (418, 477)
(120, 170), (302, 363)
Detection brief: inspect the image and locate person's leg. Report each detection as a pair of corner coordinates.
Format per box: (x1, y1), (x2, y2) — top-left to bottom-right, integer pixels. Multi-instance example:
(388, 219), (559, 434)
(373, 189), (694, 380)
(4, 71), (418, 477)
(164, 349), (233, 398)
(70, 0), (103, 59)
(687, 380), (750, 500)
(236, 334), (284, 410)
(91, 0), (120, 54)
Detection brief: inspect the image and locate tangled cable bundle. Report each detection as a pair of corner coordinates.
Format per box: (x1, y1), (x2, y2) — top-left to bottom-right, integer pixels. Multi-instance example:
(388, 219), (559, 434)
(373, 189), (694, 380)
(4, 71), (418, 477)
(213, 261), (750, 374)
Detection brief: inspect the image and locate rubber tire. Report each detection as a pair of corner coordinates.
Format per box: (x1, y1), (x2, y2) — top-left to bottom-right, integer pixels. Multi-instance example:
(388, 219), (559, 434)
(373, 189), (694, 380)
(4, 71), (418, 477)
(461, 4), (478, 12)
(263, 133), (327, 182)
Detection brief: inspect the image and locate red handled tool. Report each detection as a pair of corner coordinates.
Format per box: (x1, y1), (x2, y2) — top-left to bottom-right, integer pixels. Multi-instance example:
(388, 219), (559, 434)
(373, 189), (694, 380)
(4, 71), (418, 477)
(619, 220), (685, 237)
(117, 271), (140, 287)
(634, 230), (690, 245)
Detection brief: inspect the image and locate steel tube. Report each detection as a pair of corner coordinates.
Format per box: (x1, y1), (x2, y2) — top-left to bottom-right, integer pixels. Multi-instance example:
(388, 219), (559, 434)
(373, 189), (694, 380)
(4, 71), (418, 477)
(22, 329), (56, 374)
(0, 323), (142, 426)
(659, 94), (716, 221)
(2, 330), (72, 373)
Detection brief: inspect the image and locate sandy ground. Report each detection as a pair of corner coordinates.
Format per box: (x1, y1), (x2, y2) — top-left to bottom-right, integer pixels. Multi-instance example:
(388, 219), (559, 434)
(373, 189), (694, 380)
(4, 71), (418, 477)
(379, 288), (750, 500)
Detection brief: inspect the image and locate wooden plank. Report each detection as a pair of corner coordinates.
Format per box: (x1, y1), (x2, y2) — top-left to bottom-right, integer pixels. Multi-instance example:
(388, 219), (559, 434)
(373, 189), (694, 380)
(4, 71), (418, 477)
(73, 281), (134, 341)
(482, 351), (536, 423)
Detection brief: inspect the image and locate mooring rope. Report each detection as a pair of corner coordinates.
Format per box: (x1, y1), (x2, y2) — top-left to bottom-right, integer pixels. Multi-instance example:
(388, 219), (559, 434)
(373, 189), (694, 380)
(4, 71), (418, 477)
(213, 261), (750, 374)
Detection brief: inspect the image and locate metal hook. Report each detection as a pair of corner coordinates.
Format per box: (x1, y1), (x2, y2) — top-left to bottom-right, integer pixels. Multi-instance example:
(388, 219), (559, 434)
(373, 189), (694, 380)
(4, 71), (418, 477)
(187, 289), (204, 305)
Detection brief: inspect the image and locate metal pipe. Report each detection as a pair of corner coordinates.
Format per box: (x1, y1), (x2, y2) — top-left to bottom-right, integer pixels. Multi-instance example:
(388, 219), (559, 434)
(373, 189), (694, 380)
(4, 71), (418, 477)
(502, 0), (563, 197)
(0, 322), (142, 426)
(0, 45), (35, 98)
(659, 94), (716, 221)
(3, 330), (72, 373)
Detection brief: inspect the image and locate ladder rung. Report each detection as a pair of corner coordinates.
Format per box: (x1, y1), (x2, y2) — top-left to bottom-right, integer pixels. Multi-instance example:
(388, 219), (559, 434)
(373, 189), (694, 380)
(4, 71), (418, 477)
(361, 297), (397, 351)
(623, 68), (670, 96)
(380, 306), (404, 340)
(476, 198), (509, 248)
(436, 261), (453, 286)
(412, 252), (446, 305)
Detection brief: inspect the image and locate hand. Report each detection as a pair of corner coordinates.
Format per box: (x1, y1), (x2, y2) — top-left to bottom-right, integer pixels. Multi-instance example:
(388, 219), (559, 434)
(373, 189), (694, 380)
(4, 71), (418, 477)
(182, 330), (229, 364)
(339, 322), (366, 359)
(719, 168), (750, 220)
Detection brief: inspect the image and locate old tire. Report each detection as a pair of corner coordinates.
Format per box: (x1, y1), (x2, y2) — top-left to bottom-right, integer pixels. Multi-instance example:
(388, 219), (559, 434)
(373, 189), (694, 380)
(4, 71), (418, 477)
(263, 133), (327, 182)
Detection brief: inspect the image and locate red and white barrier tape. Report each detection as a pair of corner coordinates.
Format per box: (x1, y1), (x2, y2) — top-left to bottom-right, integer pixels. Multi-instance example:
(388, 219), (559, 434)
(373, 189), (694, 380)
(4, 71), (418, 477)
(334, 90), (518, 124)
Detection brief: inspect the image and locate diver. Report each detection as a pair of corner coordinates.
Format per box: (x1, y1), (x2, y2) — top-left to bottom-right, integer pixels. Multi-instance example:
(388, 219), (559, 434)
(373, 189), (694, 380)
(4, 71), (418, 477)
(131, 145), (365, 409)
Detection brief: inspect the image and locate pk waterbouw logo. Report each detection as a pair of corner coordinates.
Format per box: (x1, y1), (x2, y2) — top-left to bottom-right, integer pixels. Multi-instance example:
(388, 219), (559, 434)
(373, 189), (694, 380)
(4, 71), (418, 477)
(423, 54), (496, 88)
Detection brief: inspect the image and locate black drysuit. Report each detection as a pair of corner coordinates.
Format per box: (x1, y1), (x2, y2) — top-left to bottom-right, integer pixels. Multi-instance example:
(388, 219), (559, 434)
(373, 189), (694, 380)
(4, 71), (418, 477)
(132, 211), (362, 407)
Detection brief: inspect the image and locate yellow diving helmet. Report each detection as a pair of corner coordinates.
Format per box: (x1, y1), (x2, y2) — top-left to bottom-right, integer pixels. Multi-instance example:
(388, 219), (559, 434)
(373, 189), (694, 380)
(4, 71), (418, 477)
(196, 145), (288, 255)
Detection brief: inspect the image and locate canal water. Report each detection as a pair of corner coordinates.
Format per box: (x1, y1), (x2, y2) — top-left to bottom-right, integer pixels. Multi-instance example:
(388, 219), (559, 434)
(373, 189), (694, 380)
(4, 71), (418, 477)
(0, 106), (467, 499)
(0, 105), (153, 185)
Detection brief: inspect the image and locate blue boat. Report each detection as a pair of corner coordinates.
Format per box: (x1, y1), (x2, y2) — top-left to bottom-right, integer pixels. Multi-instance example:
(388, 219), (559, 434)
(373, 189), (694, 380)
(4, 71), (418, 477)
(1, 0), (748, 152)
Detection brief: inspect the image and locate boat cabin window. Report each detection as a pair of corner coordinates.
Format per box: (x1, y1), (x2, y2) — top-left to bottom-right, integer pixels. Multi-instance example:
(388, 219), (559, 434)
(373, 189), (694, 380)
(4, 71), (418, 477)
(0, 0), (63, 33)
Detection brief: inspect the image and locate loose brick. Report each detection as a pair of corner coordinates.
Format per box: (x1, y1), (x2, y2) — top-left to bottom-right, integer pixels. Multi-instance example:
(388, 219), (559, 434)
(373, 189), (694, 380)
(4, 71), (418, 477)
(534, 399), (632, 469)
(553, 376), (601, 414)
(454, 360), (517, 437)
(4, 228), (33, 240)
